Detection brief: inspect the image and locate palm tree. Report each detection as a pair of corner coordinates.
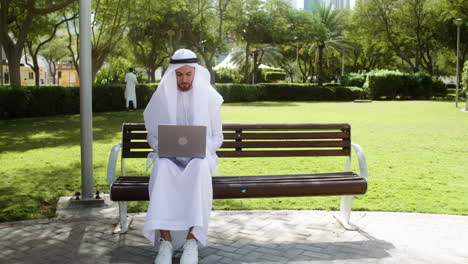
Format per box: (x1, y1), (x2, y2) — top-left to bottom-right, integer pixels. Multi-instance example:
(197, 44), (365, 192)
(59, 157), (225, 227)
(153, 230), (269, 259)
(309, 2), (352, 85)
(231, 44), (282, 84)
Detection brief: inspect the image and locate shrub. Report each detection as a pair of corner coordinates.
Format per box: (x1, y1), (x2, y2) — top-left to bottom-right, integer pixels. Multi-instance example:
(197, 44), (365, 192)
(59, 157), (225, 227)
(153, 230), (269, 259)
(263, 71), (287, 82)
(214, 68), (244, 83)
(341, 73), (366, 87)
(431, 79), (448, 97)
(214, 83), (363, 103)
(365, 70), (433, 99)
(0, 84), (158, 119)
(0, 86), (29, 118)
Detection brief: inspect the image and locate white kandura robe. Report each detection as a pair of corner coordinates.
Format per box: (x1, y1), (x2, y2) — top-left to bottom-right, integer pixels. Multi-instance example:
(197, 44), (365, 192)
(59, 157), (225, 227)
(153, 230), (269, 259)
(143, 88), (223, 250)
(124, 72), (137, 108)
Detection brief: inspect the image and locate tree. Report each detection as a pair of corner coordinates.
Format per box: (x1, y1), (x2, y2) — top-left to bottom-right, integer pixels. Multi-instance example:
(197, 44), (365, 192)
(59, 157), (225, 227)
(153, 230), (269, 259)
(229, 0), (291, 83)
(127, 0), (177, 82)
(309, 2), (351, 85)
(24, 13), (77, 86)
(0, 0), (75, 87)
(354, 0), (443, 74)
(40, 35), (69, 84)
(180, 0), (232, 84)
(64, 0), (134, 82)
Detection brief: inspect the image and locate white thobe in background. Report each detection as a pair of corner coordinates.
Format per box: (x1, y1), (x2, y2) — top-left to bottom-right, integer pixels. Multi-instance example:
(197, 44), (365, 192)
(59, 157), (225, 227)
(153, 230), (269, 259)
(124, 72), (137, 108)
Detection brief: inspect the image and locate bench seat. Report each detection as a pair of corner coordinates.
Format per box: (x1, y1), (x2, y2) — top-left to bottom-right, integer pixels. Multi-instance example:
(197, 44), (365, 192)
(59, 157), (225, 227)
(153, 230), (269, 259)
(111, 172), (367, 201)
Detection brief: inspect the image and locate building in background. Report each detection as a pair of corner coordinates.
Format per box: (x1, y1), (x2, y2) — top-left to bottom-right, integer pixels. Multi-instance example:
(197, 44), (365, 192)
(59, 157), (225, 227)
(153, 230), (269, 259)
(56, 63), (79, 86)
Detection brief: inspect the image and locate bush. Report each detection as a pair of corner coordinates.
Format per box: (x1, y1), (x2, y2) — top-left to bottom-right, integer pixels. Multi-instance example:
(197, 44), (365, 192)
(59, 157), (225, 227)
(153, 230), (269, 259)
(341, 73), (366, 87)
(0, 86), (30, 118)
(214, 68), (244, 83)
(364, 70), (433, 99)
(0, 84), (158, 119)
(431, 79), (448, 97)
(263, 71), (287, 82)
(214, 83), (363, 103)
(94, 57), (145, 84)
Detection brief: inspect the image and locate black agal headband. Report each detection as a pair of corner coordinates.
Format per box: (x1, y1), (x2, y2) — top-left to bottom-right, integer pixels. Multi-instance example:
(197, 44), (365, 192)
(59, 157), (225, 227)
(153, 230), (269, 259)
(169, 58), (198, 64)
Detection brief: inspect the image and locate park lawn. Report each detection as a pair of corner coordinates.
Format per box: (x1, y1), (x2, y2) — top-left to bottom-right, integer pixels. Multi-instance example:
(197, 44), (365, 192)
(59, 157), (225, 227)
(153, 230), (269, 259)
(0, 101), (467, 222)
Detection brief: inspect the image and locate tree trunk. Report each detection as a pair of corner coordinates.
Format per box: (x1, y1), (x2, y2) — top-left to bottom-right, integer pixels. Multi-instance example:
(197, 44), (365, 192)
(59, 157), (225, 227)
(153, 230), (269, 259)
(6, 51), (22, 87)
(252, 51), (257, 84)
(149, 67), (156, 83)
(244, 43), (250, 84)
(204, 60), (215, 84)
(317, 45), (324, 85)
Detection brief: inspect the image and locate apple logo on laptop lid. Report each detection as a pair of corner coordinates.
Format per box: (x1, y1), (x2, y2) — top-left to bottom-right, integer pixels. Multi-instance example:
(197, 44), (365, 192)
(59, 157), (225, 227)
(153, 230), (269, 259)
(178, 136), (188, 146)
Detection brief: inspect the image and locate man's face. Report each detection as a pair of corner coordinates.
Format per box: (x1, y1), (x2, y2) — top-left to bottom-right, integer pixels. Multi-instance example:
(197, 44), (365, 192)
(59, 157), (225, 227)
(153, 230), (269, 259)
(175, 65), (195, 92)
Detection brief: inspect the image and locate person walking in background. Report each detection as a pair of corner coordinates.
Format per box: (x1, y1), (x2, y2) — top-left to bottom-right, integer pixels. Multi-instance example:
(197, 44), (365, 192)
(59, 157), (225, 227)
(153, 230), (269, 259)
(125, 67), (138, 110)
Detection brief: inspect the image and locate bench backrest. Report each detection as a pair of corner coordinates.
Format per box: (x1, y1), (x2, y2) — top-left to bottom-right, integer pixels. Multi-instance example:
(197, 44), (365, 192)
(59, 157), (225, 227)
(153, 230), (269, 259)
(122, 123), (351, 159)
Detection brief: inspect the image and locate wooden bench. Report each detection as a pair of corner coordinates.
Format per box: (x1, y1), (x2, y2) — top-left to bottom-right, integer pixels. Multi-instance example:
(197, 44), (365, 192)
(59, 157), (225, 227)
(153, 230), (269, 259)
(107, 123), (368, 233)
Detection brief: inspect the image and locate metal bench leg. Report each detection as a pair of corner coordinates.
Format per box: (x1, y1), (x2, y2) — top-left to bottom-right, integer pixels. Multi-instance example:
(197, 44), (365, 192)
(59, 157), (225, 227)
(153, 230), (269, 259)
(333, 195), (358, 230)
(113, 201), (132, 234)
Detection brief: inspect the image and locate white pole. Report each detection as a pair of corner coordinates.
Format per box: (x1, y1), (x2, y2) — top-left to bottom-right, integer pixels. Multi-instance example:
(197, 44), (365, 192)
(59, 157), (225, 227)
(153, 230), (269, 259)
(79, 0), (94, 199)
(455, 24), (460, 108)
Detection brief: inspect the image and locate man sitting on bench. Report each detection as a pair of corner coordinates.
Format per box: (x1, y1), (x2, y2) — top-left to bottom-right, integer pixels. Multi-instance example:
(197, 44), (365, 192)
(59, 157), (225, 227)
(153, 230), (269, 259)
(143, 49), (224, 264)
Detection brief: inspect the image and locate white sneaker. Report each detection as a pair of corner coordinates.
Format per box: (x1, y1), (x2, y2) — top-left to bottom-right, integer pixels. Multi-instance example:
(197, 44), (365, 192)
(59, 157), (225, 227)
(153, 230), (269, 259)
(180, 239), (198, 264)
(154, 239), (173, 264)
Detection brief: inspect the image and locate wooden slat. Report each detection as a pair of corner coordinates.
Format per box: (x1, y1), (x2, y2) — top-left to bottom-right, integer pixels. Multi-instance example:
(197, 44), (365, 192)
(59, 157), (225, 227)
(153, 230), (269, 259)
(223, 132), (349, 140)
(123, 149), (350, 158)
(120, 123), (353, 158)
(126, 142), (151, 149)
(222, 123), (350, 130)
(221, 140), (348, 149)
(217, 149), (349, 157)
(123, 151), (152, 158)
(123, 123), (146, 130)
(123, 132), (148, 139)
(122, 123), (351, 132)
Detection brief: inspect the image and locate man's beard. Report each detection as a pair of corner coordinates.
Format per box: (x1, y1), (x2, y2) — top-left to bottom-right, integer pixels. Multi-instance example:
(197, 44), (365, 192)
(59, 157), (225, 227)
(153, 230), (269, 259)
(178, 82), (192, 91)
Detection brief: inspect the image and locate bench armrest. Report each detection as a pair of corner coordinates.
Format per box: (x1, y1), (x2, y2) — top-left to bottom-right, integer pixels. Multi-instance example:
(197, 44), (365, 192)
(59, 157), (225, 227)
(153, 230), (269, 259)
(107, 143), (122, 185)
(351, 143), (368, 179)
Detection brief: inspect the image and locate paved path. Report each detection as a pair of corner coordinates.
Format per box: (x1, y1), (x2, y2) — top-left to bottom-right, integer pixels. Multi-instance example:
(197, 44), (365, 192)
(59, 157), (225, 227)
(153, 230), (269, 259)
(0, 210), (466, 264)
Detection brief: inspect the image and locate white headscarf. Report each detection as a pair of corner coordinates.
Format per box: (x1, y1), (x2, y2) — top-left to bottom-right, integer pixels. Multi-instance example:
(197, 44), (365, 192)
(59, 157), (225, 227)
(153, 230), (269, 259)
(143, 49), (223, 142)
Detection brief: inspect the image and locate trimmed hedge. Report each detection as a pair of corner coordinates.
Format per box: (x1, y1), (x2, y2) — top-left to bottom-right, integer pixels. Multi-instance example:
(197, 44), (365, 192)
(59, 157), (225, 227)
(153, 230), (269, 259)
(214, 83), (364, 103)
(341, 73), (366, 88)
(0, 84), (157, 119)
(363, 70), (445, 100)
(0, 83), (364, 119)
(263, 71), (287, 82)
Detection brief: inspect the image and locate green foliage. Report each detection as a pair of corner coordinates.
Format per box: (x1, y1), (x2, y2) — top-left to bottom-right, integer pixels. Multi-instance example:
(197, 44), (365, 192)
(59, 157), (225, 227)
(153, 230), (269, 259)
(0, 84), (157, 119)
(364, 70), (436, 99)
(95, 57), (134, 84)
(431, 79), (448, 97)
(263, 71), (287, 82)
(214, 68), (244, 83)
(341, 73), (366, 87)
(214, 83), (363, 102)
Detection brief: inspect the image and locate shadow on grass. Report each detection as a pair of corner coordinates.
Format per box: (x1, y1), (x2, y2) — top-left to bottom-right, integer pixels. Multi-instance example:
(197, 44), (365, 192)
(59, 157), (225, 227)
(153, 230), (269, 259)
(0, 161), (106, 222)
(0, 110), (144, 153)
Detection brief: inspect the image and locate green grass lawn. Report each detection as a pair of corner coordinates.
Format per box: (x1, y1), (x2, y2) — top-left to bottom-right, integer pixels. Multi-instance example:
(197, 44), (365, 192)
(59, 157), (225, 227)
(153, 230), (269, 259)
(0, 101), (467, 222)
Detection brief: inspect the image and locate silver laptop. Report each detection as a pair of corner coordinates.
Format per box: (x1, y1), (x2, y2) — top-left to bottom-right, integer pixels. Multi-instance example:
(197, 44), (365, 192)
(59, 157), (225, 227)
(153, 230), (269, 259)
(158, 125), (207, 158)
